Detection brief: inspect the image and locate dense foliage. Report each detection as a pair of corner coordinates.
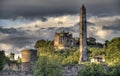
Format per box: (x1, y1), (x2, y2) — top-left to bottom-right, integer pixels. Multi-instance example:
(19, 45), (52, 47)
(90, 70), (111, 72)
(35, 40), (54, 54)
(108, 64), (120, 76)
(106, 37), (120, 66)
(0, 50), (10, 71)
(88, 47), (105, 57)
(78, 63), (120, 76)
(33, 40), (80, 76)
(78, 64), (108, 76)
(33, 56), (62, 76)
(34, 39), (79, 65)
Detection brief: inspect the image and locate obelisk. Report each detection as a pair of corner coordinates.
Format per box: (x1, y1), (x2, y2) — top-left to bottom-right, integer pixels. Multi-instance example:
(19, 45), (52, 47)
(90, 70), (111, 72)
(79, 5), (88, 64)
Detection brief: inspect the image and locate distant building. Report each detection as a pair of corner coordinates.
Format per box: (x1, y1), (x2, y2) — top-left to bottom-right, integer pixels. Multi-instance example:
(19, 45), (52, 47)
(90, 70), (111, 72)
(21, 49), (37, 63)
(54, 31), (79, 50)
(87, 37), (96, 44)
(91, 55), (105, 63)
(21, 49), (37, 71)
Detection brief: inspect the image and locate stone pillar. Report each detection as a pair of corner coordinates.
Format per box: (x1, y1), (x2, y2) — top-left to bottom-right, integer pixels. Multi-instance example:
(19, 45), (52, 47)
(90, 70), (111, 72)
(79, 5), (88, 64)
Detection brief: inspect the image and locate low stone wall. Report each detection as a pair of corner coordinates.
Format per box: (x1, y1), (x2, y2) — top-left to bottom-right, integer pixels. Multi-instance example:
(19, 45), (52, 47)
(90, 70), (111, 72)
(0, 71), (33, 76)
(62, 64), (83, 76)
(0, 65), (83, 76)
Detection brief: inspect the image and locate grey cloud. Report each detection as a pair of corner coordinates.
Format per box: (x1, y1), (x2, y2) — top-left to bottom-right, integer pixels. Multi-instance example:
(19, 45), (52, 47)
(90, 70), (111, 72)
(103, 18), (120, 31)
(0, 27), (35, 48)
(0, 27), (28, 36)
(47, 21), (95, 33)
(0, 27), (18, 34)
(103, 26), (120, 31)
(0, 36), (33, 48)
(0, 26), (55, 49)
(0, 0), (119, 19)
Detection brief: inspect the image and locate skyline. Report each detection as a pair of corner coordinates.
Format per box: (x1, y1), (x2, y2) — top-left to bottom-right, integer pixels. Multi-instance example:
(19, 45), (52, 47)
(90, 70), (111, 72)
(0, 0), (120, 56)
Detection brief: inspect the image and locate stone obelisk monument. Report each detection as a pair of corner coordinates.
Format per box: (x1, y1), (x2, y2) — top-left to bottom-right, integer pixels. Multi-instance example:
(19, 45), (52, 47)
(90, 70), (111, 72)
(79, 5), (88, 64)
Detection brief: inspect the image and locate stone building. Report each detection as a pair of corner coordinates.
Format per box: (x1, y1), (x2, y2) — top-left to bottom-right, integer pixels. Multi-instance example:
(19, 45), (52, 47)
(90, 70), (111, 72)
(54, 31), (79, 50)
(87, 37), (96, 44)
(21, 49), (37, 63)
(21, 49), (37, 71)
(91, 55), (105, 63)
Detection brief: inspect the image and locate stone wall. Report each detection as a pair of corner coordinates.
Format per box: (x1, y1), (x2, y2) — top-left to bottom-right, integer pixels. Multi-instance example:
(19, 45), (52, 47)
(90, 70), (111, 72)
(3, 62), (33, 72)
(0, 65), (83, 76)
(0, 71), (33, 76)
(62, 64), (83, 76)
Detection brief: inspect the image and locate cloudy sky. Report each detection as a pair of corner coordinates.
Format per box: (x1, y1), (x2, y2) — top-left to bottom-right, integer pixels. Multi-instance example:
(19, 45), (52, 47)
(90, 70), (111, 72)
(0, 0), (120, 57)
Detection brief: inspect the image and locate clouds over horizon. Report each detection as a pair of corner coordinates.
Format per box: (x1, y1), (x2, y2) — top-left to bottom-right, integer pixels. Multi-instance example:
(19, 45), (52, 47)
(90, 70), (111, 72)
(0, 15), (120, 55)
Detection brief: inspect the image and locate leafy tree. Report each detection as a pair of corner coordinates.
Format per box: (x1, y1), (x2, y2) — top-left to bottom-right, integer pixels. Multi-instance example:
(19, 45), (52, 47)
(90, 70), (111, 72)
(106, 37), (120, 66)
(33, 56), (62, 76)
(0, 51), (5, 71)
(35, 40), (53, 48)
(0, 50), (10, 71)
(88, 47), (105, 57)
(35, 40), (54, 54)
(108, 64), (120, 76)
(17, 56), (21, 63)
(77, 64), (107, 76)
(62, 50), (79, 65)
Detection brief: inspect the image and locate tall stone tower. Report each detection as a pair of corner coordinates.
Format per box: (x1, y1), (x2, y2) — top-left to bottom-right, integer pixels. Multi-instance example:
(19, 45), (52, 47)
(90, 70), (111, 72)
(79, 5), (88, 64)
(21, 49), (37, 71)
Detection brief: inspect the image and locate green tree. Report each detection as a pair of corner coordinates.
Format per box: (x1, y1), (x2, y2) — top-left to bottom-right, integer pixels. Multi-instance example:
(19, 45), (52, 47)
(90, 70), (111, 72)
(106, 37), (120, 66)
(35, 40), (54, 54)
(0, 50), (10, 71)
(33, 56), (62, 76)
(88, 47), (105, 57)
(108, 64), (120, 76)
(77, 64), (107, 76)
(62, 50), (79, 65)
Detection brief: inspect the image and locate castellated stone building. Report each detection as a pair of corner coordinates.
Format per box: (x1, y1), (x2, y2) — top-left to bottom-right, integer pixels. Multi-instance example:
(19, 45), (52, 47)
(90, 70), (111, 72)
(54, 31), (79, 50)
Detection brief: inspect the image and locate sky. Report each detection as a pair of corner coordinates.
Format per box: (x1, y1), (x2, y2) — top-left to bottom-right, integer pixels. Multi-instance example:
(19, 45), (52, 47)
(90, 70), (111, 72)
(0, 0), (120, 58)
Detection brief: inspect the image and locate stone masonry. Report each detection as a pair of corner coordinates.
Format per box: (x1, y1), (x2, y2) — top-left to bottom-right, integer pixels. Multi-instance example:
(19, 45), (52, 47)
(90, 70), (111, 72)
(79, 5), (88, 64)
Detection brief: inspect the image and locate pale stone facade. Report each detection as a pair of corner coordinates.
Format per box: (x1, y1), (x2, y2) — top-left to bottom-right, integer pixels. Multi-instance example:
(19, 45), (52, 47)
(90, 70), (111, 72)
(91, 56), (105, 63)
(54, 31), (79, 50)
(21, 49), (37, 71)
(21, 49), (37, 63)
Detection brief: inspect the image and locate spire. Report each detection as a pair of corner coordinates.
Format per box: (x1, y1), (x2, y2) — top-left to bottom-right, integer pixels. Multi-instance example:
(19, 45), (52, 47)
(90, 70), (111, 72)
(79, 5), (88, 64)
(81, 5), (86, 11)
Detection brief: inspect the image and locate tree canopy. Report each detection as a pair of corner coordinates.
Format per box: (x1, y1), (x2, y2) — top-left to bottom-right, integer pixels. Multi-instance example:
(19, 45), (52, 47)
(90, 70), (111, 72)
(33, 56), (62, 76)
(106, 37), (120, 66)
(0, 50), (10, 71)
